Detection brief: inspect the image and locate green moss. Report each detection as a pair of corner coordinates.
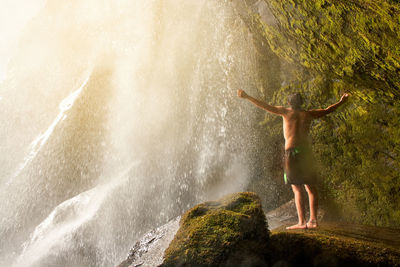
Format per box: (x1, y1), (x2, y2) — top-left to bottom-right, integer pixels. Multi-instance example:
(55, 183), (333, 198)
(160, 192), (269, 267)
(160, 193), (400, 266)
(260, 0), (400, 97)
(270, 223), (400, 266)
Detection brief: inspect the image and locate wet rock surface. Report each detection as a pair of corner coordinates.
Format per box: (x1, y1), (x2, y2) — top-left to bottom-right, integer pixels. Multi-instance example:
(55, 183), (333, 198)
(265, 198), (326, 230)
(117, 217), (180, 267)
(270, 222), (400, 266)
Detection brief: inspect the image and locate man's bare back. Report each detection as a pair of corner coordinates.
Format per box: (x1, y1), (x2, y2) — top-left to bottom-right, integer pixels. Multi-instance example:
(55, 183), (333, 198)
(282, 109), (312, 150)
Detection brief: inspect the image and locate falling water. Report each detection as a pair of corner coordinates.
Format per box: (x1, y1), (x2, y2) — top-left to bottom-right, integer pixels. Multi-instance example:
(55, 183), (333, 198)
(0, 0), (264, 266)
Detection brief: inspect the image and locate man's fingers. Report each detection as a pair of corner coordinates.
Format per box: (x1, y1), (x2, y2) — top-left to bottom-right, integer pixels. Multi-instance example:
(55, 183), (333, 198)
(340, 93), (349, 102)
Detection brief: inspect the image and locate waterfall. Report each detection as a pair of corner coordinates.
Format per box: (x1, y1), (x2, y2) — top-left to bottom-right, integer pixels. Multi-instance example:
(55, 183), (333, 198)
(0, 0), (263, 266)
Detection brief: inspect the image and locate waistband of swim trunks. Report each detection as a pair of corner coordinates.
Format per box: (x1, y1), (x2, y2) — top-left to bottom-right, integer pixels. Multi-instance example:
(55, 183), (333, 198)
(285, 145), (312, 153)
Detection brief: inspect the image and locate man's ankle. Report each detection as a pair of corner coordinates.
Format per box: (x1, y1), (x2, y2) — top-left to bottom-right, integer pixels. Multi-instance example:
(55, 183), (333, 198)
(306, 220), (318, 228)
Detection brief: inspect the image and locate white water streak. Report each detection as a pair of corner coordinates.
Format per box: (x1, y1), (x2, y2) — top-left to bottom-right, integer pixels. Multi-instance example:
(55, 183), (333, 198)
(13, 163), (136, 267)
(9, 73), (91, 183)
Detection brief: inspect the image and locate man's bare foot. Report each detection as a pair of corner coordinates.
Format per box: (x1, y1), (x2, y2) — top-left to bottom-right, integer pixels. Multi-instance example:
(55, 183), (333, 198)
(306, 220), (318, 229)
(286, 223), (307, 230)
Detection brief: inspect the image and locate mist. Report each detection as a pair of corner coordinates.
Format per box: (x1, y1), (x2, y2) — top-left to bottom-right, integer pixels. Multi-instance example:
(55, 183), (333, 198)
(0, 1), (269, 266)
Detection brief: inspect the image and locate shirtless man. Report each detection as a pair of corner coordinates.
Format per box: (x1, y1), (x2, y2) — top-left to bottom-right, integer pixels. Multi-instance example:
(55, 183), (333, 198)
(237, 89), (349, 229)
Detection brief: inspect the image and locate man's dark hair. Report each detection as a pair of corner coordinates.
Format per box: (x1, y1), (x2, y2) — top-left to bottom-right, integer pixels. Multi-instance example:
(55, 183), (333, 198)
(287, 93), (303, 110)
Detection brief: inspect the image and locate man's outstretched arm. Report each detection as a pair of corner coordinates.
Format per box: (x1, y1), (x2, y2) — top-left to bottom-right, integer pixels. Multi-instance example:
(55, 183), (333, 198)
(308, 93), (349, 118)
(237, 89), (287, 116)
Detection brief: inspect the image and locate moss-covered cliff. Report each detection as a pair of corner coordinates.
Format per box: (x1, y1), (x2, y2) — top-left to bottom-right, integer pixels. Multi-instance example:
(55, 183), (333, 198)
(239, 0), (400, 227)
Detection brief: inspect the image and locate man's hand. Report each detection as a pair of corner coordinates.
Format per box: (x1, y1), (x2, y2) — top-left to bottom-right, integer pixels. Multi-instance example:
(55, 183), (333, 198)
(340, 93), (349, 102)
(237, 89), (248, 98)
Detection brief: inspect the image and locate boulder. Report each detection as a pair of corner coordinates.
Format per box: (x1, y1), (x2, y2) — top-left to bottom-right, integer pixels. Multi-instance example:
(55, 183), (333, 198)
(117, 217), (180, 267)
(159, 192), (269, 267)
(117, 192), (400, 267)
(269, 223), (400, 266)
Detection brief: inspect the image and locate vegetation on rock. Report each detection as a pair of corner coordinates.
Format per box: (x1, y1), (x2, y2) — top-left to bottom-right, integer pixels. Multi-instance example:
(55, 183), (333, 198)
(160, 192), (269, 266)
(270, 229), (400, 266)
(240, 0), (400, 227)
(159, 193), (400, 266)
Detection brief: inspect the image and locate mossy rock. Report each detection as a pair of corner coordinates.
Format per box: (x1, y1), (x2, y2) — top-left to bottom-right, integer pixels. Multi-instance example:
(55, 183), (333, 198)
(270, 222), (400, 266)
(160, 192), (270, 267)
(158, 192), (400, 266)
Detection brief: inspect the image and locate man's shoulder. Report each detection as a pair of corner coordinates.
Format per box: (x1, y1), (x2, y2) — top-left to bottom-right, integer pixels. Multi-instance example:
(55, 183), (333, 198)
(270, 106), (291, 116)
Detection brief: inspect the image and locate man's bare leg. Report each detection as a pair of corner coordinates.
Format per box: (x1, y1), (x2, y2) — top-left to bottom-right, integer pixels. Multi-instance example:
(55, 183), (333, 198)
(286, 184), (307, 230)
(305, 184), (318, 228)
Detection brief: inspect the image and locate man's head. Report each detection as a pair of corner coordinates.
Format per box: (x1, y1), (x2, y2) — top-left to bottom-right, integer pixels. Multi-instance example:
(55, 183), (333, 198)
(287, 93), (303, 110)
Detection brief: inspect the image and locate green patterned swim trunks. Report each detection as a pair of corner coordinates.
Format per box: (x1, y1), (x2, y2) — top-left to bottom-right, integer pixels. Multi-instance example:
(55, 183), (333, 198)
(284, 146), (317, 185)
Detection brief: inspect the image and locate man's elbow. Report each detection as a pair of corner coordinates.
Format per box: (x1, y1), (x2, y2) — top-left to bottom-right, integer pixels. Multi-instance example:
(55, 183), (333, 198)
(324, 107), (336, 114)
